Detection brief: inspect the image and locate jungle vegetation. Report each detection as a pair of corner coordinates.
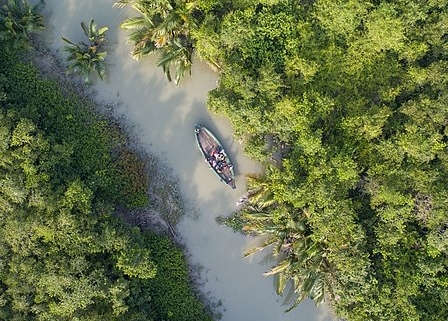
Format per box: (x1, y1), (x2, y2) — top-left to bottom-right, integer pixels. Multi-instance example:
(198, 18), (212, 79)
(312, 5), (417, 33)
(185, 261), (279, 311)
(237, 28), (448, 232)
(114, 0), (197, 84)
(0, 2), (213, 320)
(62, 19), (109, 83)
(0, 0), (45, 50)
(118, 0), (448, 320)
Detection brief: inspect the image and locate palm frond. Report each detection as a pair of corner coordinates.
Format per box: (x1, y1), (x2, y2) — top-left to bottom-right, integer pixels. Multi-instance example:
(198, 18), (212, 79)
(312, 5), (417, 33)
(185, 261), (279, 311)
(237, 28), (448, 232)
(159, 58), (172, 82)
(80, 20), (90, 39)
(156, 46), (182, 66)
(174, 53), (192, 84)
(94, 60), (107, 81)
(309, 276), (325, 303)
(284, 297), (303, 313)
(276, 272), (289, 296)
(263, 259), (291, 276)
(156, 41), (190, 83)
(115, 0), (195, 84)
(113, 0), (134, 9)
(120, 17), (150, 29)
(96, 51), (108, 59)
(242, 236), (277, 258)
(131, 43), (157, 60)
(127, 30), (152, 45)
(97, 26), (109, 36)
(61, 36), (78, 47)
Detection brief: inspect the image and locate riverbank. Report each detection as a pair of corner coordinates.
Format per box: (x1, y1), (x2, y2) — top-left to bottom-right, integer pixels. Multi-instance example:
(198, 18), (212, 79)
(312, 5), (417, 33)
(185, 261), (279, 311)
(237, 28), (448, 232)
(0, 34), (219, 319)
(28, 1), (333, 320)
(27, 35), (184, 237)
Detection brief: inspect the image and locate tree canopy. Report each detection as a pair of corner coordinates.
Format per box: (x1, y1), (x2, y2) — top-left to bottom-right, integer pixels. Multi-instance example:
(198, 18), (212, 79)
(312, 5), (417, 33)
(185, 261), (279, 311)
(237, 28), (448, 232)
(137, 0), (448, 319)
(3, 0), (448, 320)
(0, 36), (212, 321)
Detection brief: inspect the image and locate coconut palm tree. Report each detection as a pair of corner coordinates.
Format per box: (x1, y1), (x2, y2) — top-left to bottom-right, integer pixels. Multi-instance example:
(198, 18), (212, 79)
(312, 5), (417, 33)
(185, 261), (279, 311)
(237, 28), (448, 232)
(243, 205), (332, 309)
(240, 169), (334, 310)
(62, 19), (109, 83)
(114, 0), (197, 84)
(245, 172), (277, 208)
(156, 37), (192, 84)
(0, 0), (46, 50)
(263, 231), (330, 309)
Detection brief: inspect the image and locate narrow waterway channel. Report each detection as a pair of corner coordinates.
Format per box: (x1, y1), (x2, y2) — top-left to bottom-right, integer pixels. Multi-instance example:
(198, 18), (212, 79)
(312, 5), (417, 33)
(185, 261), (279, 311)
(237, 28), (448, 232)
(33, 1), (334, 320)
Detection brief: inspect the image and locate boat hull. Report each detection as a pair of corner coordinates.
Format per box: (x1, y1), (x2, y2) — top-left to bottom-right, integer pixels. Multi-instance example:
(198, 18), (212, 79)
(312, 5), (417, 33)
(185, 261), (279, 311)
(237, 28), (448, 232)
(194, 124), (236, 189)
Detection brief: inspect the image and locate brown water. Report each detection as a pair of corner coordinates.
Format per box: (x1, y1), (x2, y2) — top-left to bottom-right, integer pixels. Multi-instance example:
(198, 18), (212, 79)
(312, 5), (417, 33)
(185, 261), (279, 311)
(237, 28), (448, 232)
(32, 1), (334, 320)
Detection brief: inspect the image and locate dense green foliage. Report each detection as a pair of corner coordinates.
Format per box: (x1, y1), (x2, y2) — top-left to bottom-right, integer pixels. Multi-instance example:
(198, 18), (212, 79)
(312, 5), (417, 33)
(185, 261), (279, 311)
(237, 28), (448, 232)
(114, 0), (197, 84)
(209, 0), (448, 320)
(126, 0), (448, 319)
(0, 42), (212, 320)
(62, 19), (109, 83)
(3, 0), (445, 319)
(0, 0), (45, 50)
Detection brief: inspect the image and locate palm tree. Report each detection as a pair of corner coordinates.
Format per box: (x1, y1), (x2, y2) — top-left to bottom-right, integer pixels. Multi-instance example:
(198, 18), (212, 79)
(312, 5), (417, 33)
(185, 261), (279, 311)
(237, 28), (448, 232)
(263, 231), (330, 309)
(62, 19), (109, 83)
(240, 169), (335, 310)
(114, 0), (197, 84)
(244, 170), (277, 208)
(0, 0), (46, 50)
(156, 37), (192, 84)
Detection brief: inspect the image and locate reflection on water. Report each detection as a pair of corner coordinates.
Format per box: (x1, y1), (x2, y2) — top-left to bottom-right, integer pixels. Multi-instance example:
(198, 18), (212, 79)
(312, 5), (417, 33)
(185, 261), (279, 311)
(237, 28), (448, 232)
(31, 0), (334, 320)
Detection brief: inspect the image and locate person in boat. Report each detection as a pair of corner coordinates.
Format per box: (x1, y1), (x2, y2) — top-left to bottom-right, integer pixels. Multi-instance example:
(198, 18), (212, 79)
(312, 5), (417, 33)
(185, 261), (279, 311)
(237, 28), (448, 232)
(218, 161), (232, 170)
(212, 147), (220, 159)
(217, 153), (225, 161)
(206, 156), (217, 168)
(212, 146), (226, 160)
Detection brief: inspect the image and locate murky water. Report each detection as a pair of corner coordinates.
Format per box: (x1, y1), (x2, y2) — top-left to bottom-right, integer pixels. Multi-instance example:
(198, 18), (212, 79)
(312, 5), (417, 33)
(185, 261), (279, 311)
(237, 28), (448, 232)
(32, 1), (334, 320)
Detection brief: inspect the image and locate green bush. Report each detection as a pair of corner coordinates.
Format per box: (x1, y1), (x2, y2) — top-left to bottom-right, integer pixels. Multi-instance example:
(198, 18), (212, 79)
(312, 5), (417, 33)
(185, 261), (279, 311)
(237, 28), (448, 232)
(145, 233), (213, 321)
(0, 47), (145, 209)
(0, 43), (211, 320)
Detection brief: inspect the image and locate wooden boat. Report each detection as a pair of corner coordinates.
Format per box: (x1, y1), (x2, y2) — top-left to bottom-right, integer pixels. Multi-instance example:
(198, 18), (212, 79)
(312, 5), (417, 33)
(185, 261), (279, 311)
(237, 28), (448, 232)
(194, 124), (236, 189)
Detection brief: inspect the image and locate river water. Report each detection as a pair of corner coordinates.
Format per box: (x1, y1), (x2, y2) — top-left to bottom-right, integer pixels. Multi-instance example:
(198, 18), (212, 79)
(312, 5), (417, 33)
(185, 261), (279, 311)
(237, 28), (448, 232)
(32, 1), (334, 320)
